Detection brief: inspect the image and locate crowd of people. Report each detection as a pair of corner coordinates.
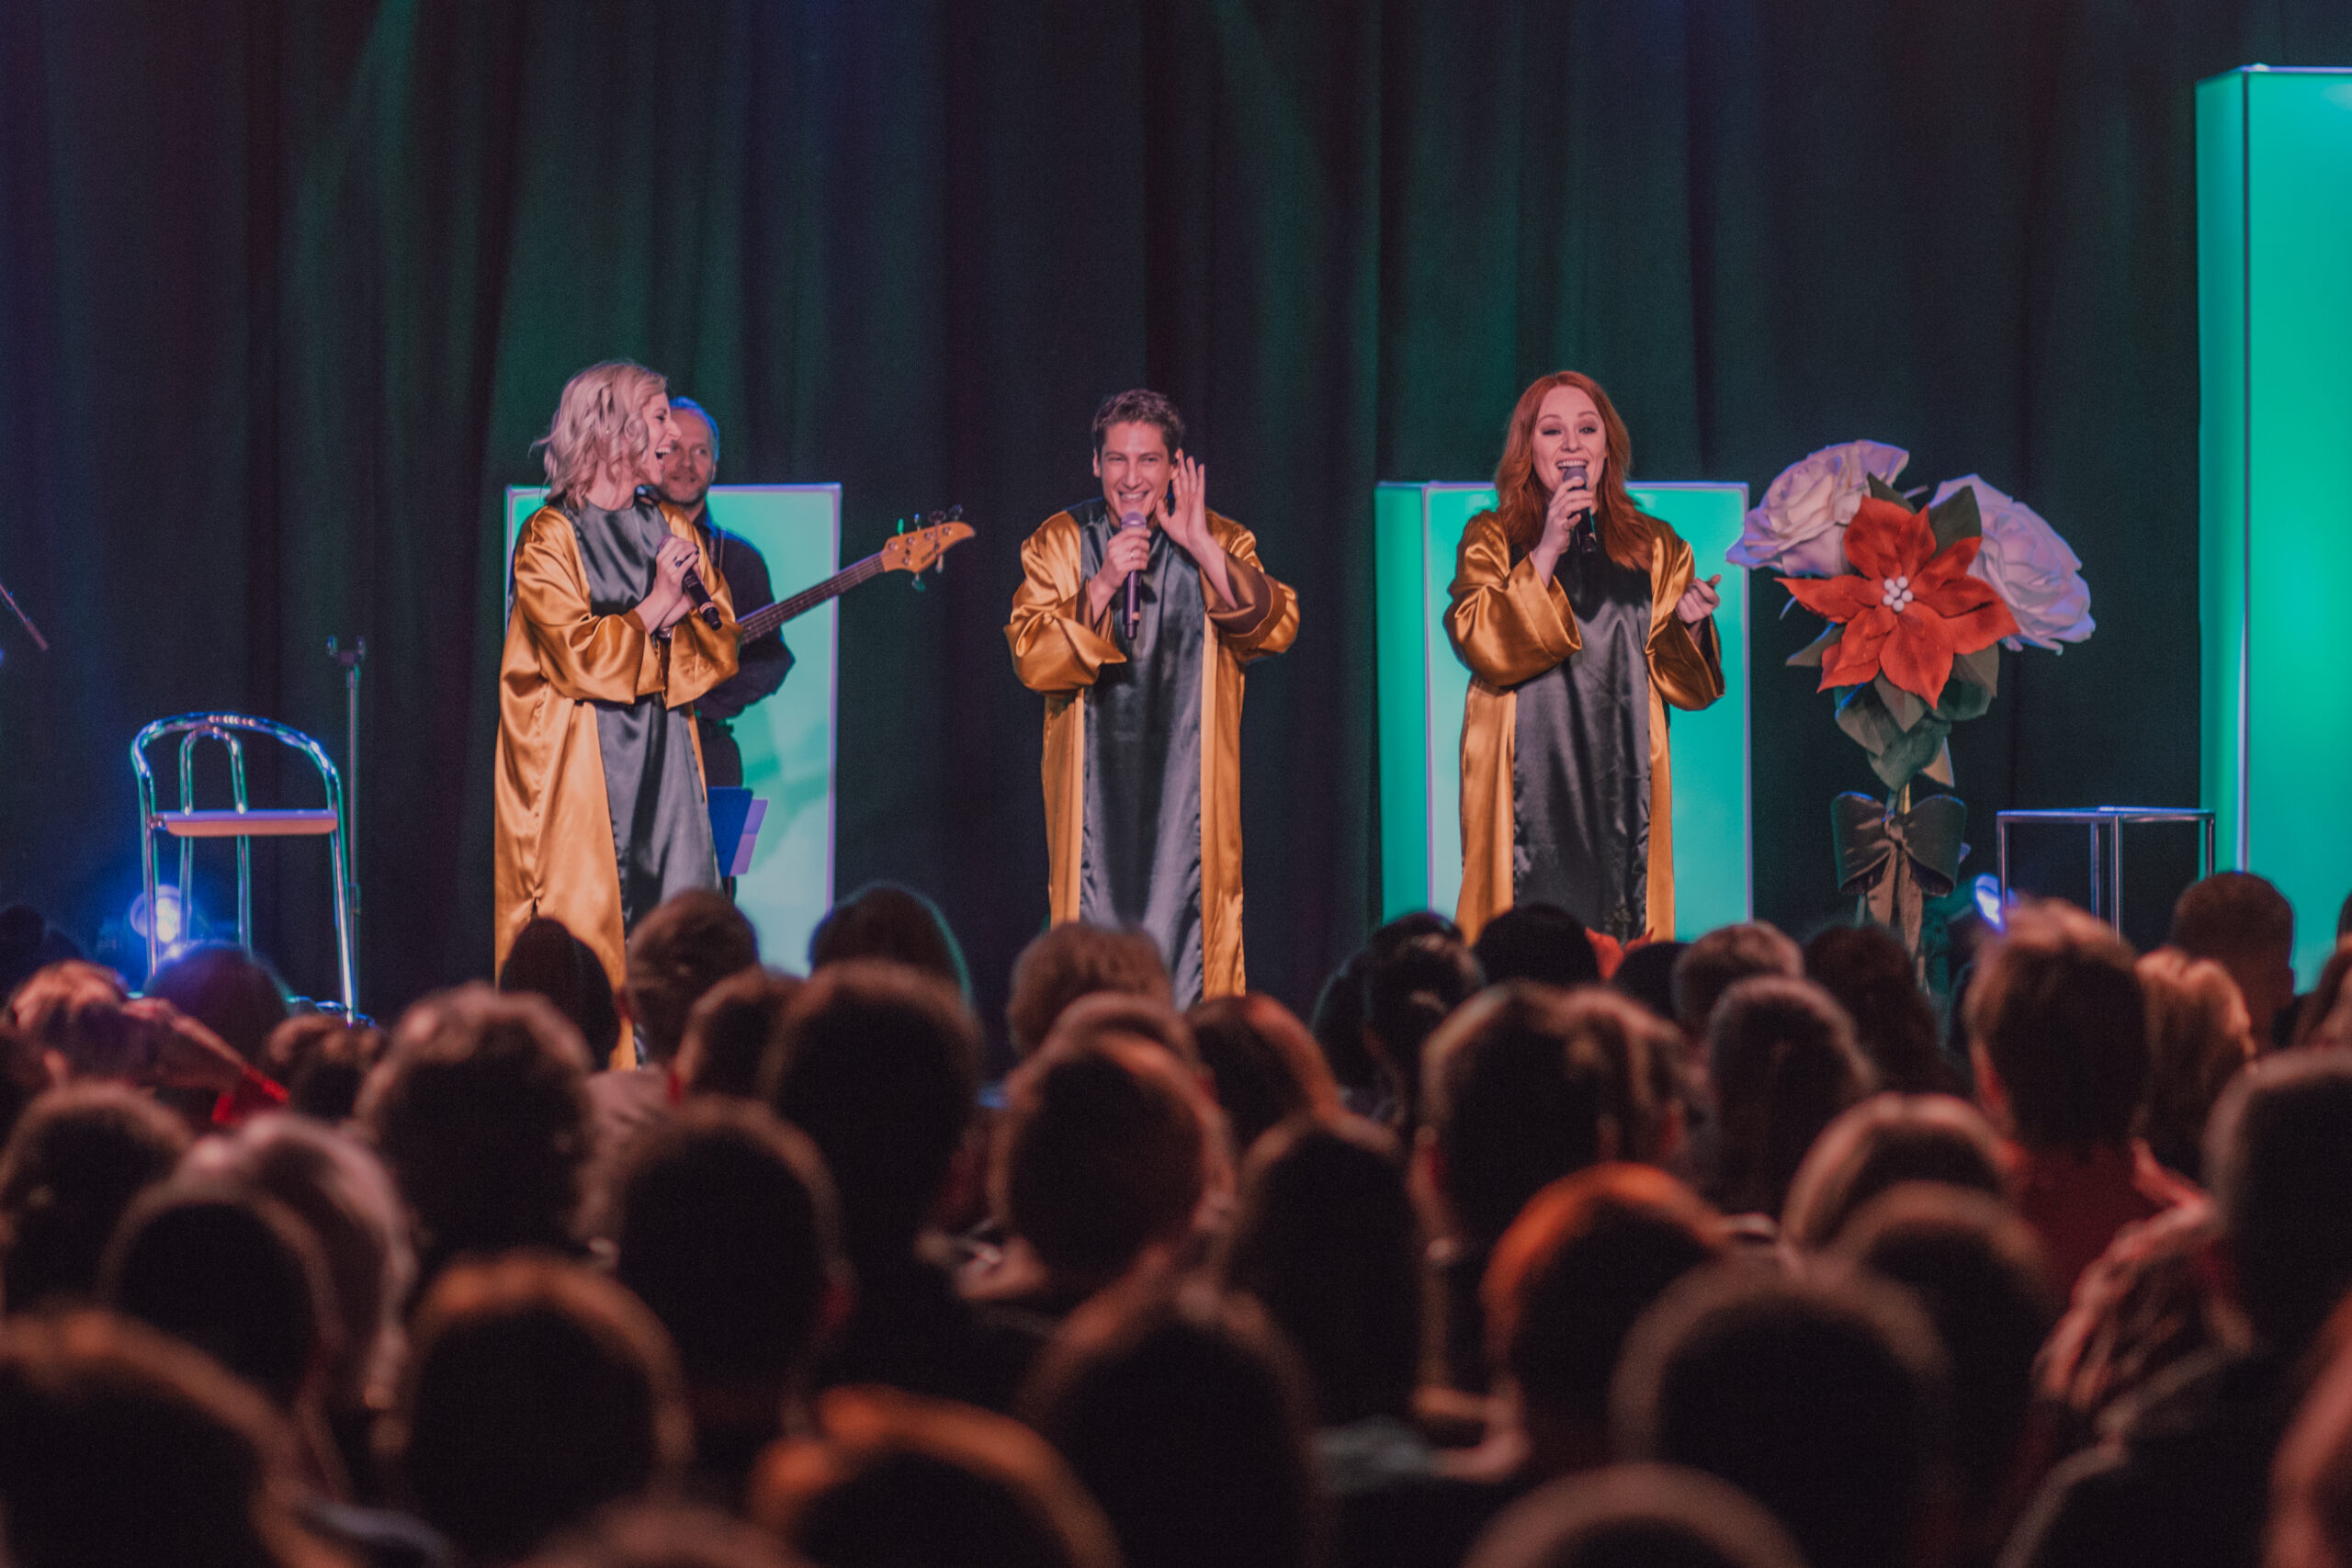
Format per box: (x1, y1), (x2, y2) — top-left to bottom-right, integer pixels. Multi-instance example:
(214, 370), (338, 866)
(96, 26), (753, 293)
(2, 869), (2352, 1568)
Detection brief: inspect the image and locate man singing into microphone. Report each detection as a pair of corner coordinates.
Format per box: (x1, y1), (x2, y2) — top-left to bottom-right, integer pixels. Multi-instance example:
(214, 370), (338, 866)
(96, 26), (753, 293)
(1007, 389), (1297, 1003)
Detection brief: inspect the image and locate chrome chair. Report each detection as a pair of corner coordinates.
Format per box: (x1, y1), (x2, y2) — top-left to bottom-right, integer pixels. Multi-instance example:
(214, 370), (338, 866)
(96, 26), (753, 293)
(131, 713), (355, 1010)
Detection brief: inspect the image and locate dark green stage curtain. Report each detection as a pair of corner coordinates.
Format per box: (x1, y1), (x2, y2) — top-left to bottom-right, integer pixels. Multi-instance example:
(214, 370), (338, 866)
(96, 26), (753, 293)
(3, 1), (2347, 1032)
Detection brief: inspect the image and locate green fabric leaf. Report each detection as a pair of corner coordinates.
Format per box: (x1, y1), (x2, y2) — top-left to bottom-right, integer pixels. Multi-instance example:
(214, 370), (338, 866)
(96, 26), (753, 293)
(1932, 673), (1993, 724)
(1951, 643), (2000, 696)
(1927, 485), (1982, 549)
(1838, 683), (1951, 787)
(1867, 474), (1910, 507)
(1788, 622), (1842, 667)
(1873, 674), (1927, 732)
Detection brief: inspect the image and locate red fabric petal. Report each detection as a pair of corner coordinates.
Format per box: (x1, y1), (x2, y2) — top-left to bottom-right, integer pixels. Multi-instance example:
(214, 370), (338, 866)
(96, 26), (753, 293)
(1845, 498), (1934, 581)
(1935, 593), (2021, 655)
(1910, 536), (1984, 597)
(1820, 605), (1894, 689)
(1880, 606), (1957, 706)
(1781, 574), (1883, 622)
(1915, 566), (2002, 616)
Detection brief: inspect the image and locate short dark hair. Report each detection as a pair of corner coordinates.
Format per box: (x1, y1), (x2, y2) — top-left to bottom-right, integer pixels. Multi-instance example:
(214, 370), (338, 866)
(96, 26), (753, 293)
(391, 1256), (690, 1562)
(1671, 923), (1802, 1035)
(1022, 1285), (1320, 1568)
(1362, 933), (1485, 1127)
(1964, 903), (2147, 1149)
(1462, 1462), (1810, 1568)
(763, 961), (980, 1266)
(0, 1311), (311, 1568)
(1835, 1186), (2060, 1513)
(180, 1115), (413, 1413)
(676, 966), (801, 1100)
(1613, 1265), (1953, 1568)
(2171, 871), (2294, 963)
(260, 1013), (390, 1122)
(1611, 940), (1688, 1023)
(2206, 1048), (2352, 1352)
(528, 1503), (796, 1568)
(995, 1035), (1218, 1278)
(668, 395), (722, 463)
(101, 1183), (332, 1411)
(614, 1099), (841, 1388)
(1706, 976), (1872, 1217)
(1091, 389), (1184, 454)
(500, 916), (621, 1066)
(357, 986), (593, 1270)
(808, 882), (970, 997)
(1007, 923), (1171, 1057)
(752, 1386), (1123, 1568)
(1484, 1164), (1724, 1445)
(1184, 992), (1339, 1155)
(1475, 902), (1601, 989)
(1421, 984), (1630, 1246)
(144, 944), (288, 1065)
(1804, 925), (1951, 1093)
(626, 892), (760, 1066)
(1778, 1092), (2007, 1251)
(0, 1084), (190, 1310)
(1223, 1119), (1419, 1427)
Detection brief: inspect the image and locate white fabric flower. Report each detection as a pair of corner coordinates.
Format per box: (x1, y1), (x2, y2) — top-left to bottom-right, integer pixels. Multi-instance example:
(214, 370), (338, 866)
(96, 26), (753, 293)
(1930, 475), (2095, 651)
(1729, 441), (1910, 577)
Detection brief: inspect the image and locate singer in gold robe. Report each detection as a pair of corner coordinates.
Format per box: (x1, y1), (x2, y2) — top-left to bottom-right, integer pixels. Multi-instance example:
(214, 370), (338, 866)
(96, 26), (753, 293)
(1450, 372), (1724, 945)
(494, 363), (738, 993)
(1006, 390), (1298, 1003)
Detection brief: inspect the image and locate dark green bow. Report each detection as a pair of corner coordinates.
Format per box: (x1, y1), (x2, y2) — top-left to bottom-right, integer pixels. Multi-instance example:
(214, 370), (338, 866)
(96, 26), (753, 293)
(1832, 792), (1968, 962)
(1832, 792), (1968, 899)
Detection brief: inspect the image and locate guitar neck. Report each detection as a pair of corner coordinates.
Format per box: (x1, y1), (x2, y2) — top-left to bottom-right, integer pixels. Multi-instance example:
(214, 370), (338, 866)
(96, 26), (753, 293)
(737, 551), (889, 641)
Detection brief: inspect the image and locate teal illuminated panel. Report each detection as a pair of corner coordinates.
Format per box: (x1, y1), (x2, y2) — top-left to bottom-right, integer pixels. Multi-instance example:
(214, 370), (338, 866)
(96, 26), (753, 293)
(2197, 68), (2352, 984)
(1373, 481), (1750, 936)
(506, 486), (842, 964)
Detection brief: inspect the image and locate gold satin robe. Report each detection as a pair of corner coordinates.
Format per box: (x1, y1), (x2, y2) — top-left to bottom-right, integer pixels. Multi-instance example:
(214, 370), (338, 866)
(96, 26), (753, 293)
(1005, 510), (1299, 998)
(493, 501), (739, 991)
(1448, 510), (1724, 944)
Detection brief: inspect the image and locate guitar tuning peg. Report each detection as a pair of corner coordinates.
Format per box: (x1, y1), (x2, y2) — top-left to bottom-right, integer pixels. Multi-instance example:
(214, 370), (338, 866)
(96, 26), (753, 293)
(948, 504), (964, 522)
(912, 575), (927, 592)
(929, 510), (944, 526)
(895, 517), (906, 535)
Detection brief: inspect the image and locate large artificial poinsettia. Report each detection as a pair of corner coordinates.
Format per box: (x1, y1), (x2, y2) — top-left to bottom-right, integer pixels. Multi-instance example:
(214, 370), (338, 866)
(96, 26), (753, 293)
(1778, 495), (2018, 707)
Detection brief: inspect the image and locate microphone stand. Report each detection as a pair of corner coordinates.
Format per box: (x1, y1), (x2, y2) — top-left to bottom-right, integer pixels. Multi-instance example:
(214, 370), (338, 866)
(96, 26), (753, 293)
(326, 636), (365, 1009)
(0, 575), (49, 652)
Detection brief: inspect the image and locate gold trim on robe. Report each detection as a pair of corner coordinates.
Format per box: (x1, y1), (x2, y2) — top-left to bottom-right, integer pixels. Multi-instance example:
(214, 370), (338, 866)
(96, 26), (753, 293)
(1006, 509), (1298, 998)
(1448, 511), (1724, 945)
(493, 502), (739, 992)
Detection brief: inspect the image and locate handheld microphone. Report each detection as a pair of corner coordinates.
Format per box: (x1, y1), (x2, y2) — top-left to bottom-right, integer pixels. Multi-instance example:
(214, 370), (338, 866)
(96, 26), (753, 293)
(1120, 509), (1148, 637)
(1563, 461), (1590, 524)
(681, 565), (723, 630)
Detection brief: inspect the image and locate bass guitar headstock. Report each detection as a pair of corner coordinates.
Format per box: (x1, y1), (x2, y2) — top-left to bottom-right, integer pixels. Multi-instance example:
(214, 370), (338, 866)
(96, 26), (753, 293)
(881, 508), (975, 581)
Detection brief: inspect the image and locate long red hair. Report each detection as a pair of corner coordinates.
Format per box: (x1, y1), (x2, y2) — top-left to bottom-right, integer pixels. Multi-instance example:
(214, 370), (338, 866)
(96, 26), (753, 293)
(1491, 372), (1653, 571)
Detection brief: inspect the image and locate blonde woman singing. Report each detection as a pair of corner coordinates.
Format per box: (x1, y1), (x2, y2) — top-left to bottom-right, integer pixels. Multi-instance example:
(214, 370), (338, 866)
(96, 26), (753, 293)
(493, 361), (739, 997)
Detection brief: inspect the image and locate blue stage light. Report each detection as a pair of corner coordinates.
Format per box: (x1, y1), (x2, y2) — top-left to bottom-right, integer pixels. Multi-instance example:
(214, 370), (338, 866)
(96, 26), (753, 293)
(1973, 874), (2007, 930)
(128, 885), (187, 953)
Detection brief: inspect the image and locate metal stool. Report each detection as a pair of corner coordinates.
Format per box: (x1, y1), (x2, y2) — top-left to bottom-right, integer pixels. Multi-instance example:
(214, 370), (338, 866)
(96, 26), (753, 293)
(131, 712), (355, 1010)
(1996, 807), (2217, 933)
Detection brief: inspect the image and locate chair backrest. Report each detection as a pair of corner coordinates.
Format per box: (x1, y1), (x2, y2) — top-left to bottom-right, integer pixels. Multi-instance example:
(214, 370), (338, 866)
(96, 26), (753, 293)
(130, 712), (351, 1009)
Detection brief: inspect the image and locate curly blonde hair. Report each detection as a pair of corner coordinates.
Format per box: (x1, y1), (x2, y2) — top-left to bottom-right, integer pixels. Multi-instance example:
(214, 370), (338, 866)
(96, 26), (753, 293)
(534, 361), (667, 508)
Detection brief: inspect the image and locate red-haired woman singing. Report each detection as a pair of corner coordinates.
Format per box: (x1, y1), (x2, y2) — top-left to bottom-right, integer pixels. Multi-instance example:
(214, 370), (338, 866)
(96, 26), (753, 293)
(1448, 373), (1724, 944)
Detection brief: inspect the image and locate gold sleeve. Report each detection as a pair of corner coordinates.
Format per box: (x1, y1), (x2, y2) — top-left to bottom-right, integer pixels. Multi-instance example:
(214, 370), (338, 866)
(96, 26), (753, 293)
(1206, 515), (1298, 661)
(1645, 523), (1725, 712)
(658, 505), (740, 708)
(513, 509), (665, 702)
(1445, 510), (1579, 686)
(1006, 513), (1127, 693)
